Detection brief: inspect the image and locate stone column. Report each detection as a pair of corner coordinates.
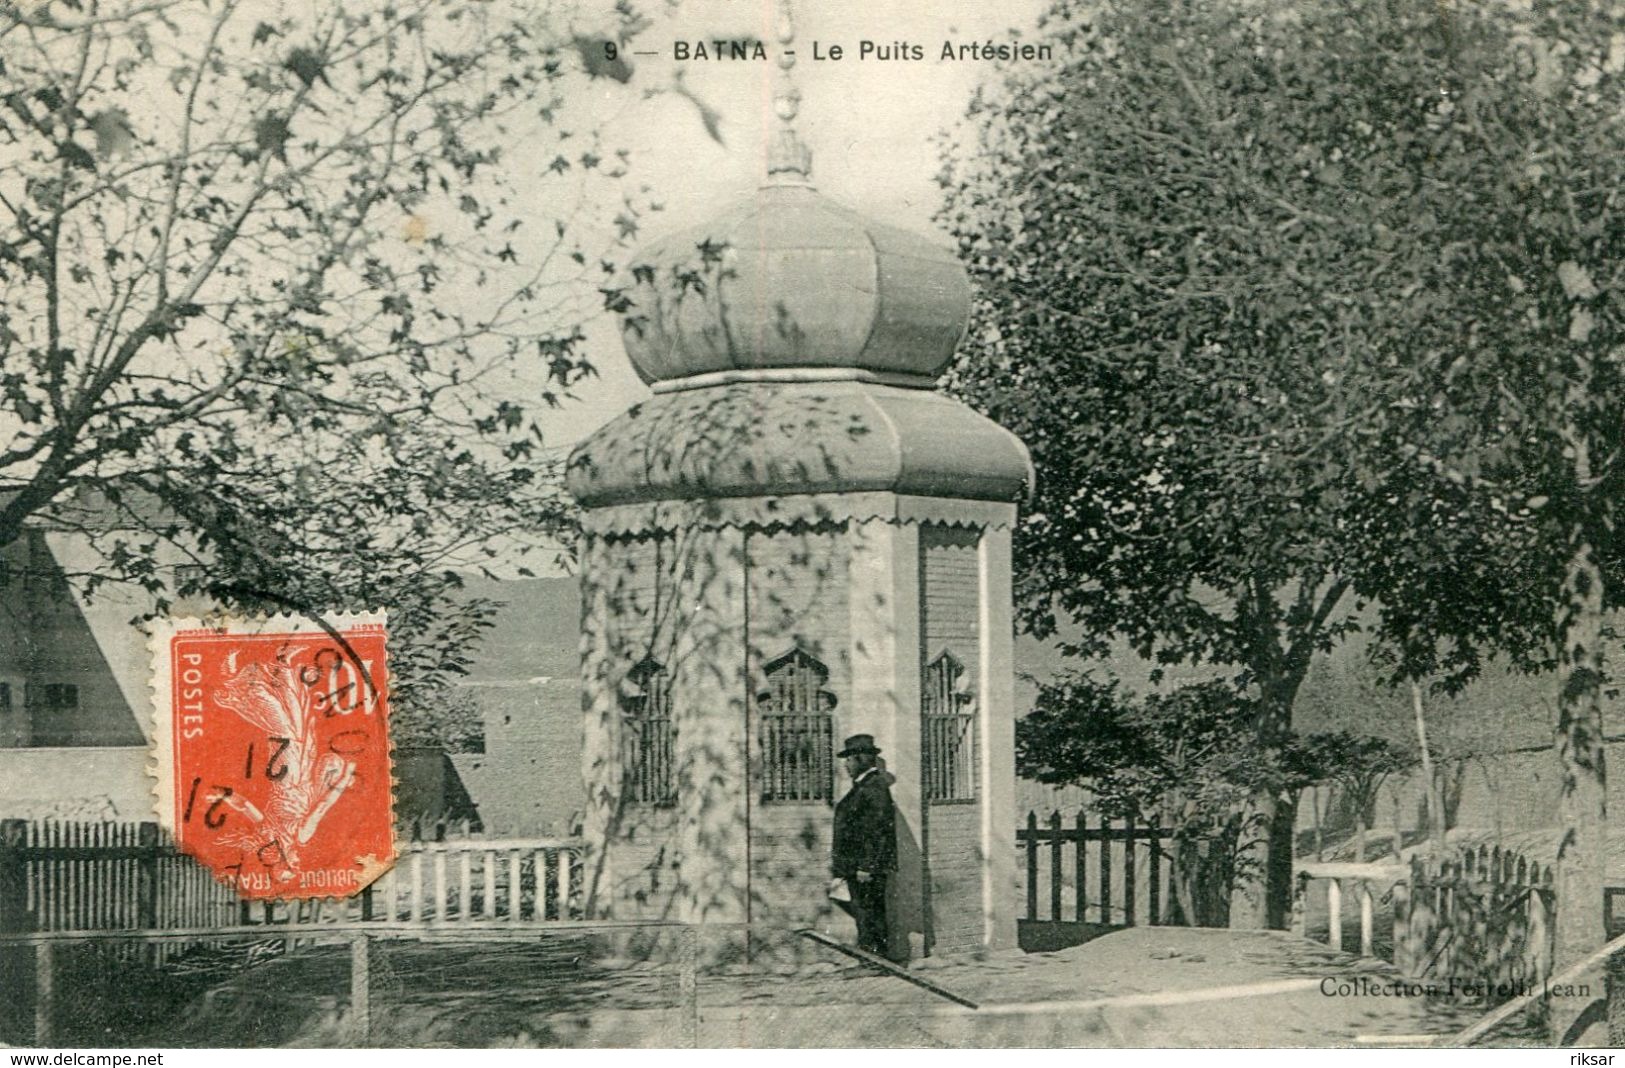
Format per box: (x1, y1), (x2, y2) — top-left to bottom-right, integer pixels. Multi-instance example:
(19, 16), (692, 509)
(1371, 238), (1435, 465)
(847, 514), (923, 960)
(979, 518), (1020, 949)
(670, 524), (750, 927)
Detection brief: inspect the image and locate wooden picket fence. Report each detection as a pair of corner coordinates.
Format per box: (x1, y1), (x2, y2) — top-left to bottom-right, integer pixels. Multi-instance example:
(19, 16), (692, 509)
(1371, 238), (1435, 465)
(1018, 810), (1174, 927)
(0, 821), (238, 946)
(1400, 845), (1555, 987)
(360, 834), (582, 924)
(0, 818), (587, 939)
(1295, 843), (1554, 996)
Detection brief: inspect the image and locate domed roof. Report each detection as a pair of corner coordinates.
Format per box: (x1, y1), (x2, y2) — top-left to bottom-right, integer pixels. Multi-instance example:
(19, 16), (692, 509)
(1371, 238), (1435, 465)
(566, 380), (1033, 509)
(618, 184), (971, 386)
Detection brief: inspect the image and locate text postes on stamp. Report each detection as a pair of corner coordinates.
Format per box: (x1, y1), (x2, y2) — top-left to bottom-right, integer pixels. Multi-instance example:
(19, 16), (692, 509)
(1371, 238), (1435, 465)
(150, 612), (395, 900)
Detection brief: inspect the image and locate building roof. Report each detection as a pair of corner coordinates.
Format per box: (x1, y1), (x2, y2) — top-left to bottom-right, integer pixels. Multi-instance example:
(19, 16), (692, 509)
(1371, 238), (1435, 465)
(619, 183), (970, 388)
(567, 379), (1033, 509)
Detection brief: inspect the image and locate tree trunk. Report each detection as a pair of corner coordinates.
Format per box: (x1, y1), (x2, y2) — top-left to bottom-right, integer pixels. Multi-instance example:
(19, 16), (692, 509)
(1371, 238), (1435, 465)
(1268, 793), (1297, 925)
(1175, 819), (1240, 927)
(1354, 811), (1367, 865)
(1312, 786), (1324, 862)
(1171, 837), (1200, 927)
(1229, 791), (1297, 928)
(1550, 537), (1609, 1044)
(1442, 761), (1466, 835)
(1391, 788), (1403, 857)
(1412, 682), (1445, 857)
(1231, 676), (1300, 929)
(1229, 793), (1276, 928)
(1171, 839), (1236, 927)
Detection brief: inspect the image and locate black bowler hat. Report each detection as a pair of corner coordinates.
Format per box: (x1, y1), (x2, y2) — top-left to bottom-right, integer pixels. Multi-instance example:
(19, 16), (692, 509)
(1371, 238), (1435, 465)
(837, 733), (881, 758)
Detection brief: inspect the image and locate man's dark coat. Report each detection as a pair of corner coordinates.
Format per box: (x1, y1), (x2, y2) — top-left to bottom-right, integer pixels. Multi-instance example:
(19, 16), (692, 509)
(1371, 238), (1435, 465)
(831, 769), (897, 879)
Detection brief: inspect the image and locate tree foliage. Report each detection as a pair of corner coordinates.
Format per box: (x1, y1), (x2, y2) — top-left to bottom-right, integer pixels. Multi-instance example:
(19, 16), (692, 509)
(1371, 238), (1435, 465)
(939, 0), (1432, 924)
(940, 0), (1625, 942)
(1327, 0), (1625, 991)
(0, 0), (659, 745)
(1018, 676), (1294, 924)
(1019, 677), (1268, 828)
(1295, 729), (1411, 860)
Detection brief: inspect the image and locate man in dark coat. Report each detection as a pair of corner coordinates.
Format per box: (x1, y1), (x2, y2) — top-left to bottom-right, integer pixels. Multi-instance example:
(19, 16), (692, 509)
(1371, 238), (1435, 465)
(830, 733), (897, 955)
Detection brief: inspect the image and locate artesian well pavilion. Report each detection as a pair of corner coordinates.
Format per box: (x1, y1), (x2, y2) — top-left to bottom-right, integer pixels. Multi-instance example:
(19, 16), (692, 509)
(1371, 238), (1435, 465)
(564, 19), (1033, 957)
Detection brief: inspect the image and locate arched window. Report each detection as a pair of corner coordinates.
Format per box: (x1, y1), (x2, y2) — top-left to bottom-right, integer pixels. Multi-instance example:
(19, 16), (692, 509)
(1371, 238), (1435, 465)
(621, 656), (676, 805)
(757, 648), (836, 803)
(923, 650), (976, 802)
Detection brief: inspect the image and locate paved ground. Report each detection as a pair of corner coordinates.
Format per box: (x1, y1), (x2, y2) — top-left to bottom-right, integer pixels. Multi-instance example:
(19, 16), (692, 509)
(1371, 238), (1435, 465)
(688, 927), (1536, 1047)
(69, 925), (1552, 1047)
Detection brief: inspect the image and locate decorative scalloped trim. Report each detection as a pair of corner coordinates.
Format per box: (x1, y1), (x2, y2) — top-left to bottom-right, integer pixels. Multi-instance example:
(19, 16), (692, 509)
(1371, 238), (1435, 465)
(566, 380), (1034, 512)
(581, 492), (1018, 540)
(147, 609), (396, 903)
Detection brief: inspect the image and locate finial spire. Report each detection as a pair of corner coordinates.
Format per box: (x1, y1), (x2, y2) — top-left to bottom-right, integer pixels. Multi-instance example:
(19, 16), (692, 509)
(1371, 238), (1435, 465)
(766, 0), (812, 183)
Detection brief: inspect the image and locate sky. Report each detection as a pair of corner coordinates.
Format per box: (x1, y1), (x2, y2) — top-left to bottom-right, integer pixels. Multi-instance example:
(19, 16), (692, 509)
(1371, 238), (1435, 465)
(543, 0), (1052, 448)
(0, 0), (1054, 586)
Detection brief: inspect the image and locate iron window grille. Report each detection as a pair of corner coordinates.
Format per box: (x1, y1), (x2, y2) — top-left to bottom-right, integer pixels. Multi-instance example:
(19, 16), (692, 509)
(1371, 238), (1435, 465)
(620, 656), (677, 806)
(922, 650), (976, 802)
(757, 648), (836, 804)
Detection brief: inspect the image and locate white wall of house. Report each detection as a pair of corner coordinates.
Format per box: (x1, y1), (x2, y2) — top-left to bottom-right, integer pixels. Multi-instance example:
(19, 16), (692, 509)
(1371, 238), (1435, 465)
(0, 745), (150, 820)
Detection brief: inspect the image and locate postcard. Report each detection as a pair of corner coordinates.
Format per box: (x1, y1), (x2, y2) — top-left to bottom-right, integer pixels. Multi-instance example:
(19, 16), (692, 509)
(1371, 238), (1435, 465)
(0, 0), (1618, 1055)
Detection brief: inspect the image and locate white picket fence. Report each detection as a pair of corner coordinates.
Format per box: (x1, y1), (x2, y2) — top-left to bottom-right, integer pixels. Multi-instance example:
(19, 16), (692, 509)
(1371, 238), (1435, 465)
(362, 836), (583, 924)
(0, 819), (586, 934)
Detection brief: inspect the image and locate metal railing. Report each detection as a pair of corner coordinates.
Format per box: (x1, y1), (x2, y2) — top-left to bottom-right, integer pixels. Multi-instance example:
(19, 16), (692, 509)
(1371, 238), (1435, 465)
(923, 713), (975, 802)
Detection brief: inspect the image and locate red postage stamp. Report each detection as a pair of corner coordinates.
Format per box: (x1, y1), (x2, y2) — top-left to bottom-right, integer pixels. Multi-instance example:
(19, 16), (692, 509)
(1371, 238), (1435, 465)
(150, 613), (395, 899)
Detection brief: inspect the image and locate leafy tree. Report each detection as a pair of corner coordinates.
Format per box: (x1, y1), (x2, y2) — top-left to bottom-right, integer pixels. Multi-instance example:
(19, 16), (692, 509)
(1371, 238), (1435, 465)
(1018, 676), (1294, 926)
(1294, 730), (1411, 863)
(1340, 0), (1625, 1014)
(0, 0), (660, 745)
(940, 0), (1625, 966)
(940, 0), (1417, 927)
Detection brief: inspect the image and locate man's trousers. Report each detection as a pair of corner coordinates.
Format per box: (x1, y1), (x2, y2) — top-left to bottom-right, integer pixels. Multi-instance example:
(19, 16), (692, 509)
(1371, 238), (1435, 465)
(837, 875), (889, 956)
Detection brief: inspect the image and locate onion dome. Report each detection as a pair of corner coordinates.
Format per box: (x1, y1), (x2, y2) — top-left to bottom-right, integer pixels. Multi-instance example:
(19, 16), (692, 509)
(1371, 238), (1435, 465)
(568, 0), (1032, 511)
(613, 2), (969, 388)
(618, 186), (971, 387)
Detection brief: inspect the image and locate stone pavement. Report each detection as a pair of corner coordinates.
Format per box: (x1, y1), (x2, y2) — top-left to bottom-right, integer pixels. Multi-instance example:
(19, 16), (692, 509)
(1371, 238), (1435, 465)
(161, 924), (1546, 1047)
(680, 926), (1533, 1047)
